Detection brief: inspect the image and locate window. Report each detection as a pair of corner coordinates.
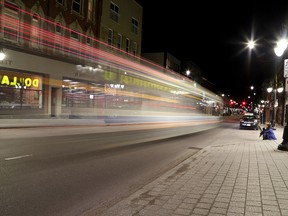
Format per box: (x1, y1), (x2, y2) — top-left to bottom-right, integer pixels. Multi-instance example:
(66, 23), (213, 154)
(0, 70), (43, 110)
(117, 34), (122, 49)
(131, 17), (138, 35)
(108, 29), (113, 46)
(70, 29), (80, 56)
(86, 37), (91, 46)
(54, 23), (63, 54)
(109, 2), (119, 23)
(31, 13), (40, 48)
(72, 0), (81, 14)
(3, 1), (20, 42)
(55, 23), (62, 34)
(125, 38), (130, 53)
(56, 0), (64, 5)
(133, 42), (137, 56)
(71, 30), (79, 41)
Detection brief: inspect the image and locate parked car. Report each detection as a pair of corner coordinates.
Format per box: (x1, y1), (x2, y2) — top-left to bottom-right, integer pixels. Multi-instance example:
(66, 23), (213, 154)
(239, 114), (260, 130)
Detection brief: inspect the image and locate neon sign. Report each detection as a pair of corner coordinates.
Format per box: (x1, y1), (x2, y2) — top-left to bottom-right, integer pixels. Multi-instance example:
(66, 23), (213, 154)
(0, 75), (39, 88)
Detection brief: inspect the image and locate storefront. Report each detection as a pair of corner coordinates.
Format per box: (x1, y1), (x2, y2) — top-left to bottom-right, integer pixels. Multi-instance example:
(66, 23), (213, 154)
(0, 69), (44, 113)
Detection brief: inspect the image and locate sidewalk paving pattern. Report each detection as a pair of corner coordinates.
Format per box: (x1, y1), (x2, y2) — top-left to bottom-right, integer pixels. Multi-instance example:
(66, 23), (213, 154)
(100, 130), (288, 216)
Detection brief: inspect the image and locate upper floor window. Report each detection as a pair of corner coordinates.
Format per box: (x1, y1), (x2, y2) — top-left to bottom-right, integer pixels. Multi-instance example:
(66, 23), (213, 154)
(55, 23), (63, 34)
(117, 34), (122, 50)
(133, 42), (137, 56)
(56, 0), (64, 5)
(131, 17), (138, 35)
(31, 13), (40, 48)
(54, 23), (64, 54)
(86, 37), (92, 46)
(109, 2), (119, 23)
(71, 30), (80, 41)
(72, 0), (81, 14)
(125, 38), (130, 53)
(3, 1), (20, 42)
(108, 29), (113, 46)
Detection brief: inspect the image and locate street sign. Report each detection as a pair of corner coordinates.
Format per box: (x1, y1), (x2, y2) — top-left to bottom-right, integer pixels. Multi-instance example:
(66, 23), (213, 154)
(284, 59), (288, 78)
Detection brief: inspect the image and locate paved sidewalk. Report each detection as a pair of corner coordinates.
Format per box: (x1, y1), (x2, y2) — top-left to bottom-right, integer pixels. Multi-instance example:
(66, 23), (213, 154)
(97, 127), (288, 216)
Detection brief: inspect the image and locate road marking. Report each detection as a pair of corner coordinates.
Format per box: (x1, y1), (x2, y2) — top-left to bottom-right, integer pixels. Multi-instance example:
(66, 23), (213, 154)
(4, 154), (33, 161)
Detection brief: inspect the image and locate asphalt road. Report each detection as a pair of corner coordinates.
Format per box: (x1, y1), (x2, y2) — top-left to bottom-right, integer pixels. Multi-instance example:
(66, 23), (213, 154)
(0, 120), (252, 216)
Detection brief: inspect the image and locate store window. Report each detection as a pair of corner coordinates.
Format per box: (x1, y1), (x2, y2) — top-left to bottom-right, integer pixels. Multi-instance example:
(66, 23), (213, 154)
(62, 78), (103, 108)
(0, 70), (43, 109)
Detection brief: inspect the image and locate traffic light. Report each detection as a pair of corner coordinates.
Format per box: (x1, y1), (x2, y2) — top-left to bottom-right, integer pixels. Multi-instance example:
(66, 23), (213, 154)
(242, 101), (246, 106)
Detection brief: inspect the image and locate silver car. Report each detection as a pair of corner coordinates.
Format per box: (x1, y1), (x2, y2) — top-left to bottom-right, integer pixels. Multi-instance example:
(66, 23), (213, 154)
(239, 114), (260, 130)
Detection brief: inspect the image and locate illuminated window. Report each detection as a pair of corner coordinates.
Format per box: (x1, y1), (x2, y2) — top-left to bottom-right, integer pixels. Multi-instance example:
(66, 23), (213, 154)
(117, 34), (122, 49)
(3, 1), (20, 42)
(108, 29), (113, 46)
(0, 70), (43, 110)
(131, 17), (138, 35)
(109, 2), (119, 23)
(72, 0), (81, 14)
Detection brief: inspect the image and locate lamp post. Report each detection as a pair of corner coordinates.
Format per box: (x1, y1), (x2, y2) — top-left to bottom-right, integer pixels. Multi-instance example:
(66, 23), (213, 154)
(274, 39), (288, 151)
(268, 39), (287, 128)
(250, 86), (254, 111)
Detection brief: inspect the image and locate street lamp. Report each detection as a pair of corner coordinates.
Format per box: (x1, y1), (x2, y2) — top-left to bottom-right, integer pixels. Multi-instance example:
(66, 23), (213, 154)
(269, 40), (287, 128)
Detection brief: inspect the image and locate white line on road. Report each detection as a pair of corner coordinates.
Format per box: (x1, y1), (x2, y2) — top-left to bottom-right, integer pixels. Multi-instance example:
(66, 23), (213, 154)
(4, 154), (33, 161)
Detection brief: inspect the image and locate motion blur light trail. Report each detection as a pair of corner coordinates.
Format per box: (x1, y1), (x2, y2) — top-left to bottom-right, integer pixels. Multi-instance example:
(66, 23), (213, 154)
(0, 2), (224, 134)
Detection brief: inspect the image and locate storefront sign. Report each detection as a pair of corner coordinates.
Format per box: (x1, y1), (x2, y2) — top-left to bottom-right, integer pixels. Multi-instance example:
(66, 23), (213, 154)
(0, 74), (39, 88)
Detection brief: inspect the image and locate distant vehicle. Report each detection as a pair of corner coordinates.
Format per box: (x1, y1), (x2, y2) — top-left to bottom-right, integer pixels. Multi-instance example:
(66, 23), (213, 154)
(239, 114), (260, 130)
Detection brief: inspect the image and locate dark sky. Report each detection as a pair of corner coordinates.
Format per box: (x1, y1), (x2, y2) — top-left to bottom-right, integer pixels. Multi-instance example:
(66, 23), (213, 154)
(136, 1), (288, 101)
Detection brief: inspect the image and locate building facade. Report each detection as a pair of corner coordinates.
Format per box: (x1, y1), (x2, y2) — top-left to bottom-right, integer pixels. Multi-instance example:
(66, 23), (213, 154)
(99, 0), (142, 60)
(0, 0), (144, 118)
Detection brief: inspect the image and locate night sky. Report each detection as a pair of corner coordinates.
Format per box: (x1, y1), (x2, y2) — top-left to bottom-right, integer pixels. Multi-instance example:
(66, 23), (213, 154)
(136, 1), (288, 102)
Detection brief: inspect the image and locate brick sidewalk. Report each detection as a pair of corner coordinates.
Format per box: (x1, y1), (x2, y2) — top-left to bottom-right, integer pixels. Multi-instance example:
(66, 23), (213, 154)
(99, 139), (288, 216)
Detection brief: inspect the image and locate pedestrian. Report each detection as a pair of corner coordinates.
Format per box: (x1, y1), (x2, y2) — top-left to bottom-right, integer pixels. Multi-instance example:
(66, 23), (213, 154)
(259, 123), (277, 140)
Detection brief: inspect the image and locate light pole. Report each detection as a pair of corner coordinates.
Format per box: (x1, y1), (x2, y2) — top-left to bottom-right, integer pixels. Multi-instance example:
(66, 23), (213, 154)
(274, 39), (288, 151)
(250, 86), (254, 111)
(270, 40), (287, 128)
(247, 38), (287, 129)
